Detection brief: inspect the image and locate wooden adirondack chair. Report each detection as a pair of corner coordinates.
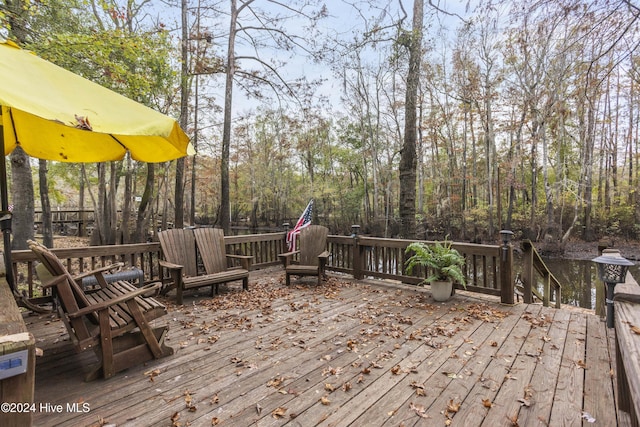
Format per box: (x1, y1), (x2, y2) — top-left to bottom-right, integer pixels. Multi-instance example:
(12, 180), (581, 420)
(158, 228), (252, 305)
(27, 240), (173, 381)
(279, 225), (330, 286)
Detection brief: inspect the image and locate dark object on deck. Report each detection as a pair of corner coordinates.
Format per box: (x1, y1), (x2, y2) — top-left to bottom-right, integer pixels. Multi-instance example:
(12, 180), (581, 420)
(158, 228), (252, 305)
(80, 267), (144, 289)
(279, 225), (330, 286)
(27, 240), (173, 381)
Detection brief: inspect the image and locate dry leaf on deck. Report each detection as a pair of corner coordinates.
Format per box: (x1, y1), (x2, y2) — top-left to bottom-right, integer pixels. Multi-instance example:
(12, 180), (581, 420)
(506, 414), (520, 426)
(320, 395), (331, 405)
(630, 324), (640, 334)
(482, 398), (493, 408)
(272, 407), (287, 418)
(267, 377), (284, 388)
(171, 412), (180, 427)
(582, 411), (596, 423)
(447, 399), (461, 413)
(409, 402), (429, 419)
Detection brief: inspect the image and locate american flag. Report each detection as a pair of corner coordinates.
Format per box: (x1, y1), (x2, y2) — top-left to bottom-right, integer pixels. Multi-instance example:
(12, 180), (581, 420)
(286, 199), (313, 251)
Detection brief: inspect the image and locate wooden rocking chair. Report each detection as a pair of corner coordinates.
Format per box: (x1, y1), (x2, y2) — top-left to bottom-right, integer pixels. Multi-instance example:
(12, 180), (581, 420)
(279, 225), (330, 286)
(28, 240), (174, 381)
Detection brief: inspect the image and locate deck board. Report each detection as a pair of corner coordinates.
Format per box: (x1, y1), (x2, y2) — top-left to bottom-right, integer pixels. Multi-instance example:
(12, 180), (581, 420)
(24, 268), (623, 427)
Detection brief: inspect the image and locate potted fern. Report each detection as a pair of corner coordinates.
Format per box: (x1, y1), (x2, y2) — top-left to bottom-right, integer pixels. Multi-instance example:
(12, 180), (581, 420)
(405, 239), (467, 301)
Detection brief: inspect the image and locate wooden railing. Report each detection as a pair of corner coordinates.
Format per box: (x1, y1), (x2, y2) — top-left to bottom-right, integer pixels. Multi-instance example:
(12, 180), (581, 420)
(520, 240), (562, 308)
(34, 209), (95, 236)
(12, 232), (520, 305)
(328, 235), (514, 303)
(613, 275), (640, 426)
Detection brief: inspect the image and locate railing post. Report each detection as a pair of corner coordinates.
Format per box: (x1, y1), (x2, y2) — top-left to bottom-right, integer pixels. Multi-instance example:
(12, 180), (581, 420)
(500, 230), (514, 305)
(352, 225), (364, 280)
(522, 241), (534, 304)
(543, 274), (550, 307)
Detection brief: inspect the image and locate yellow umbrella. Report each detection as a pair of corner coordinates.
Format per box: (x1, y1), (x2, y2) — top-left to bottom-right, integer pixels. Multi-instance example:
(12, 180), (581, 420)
(0, 40), (194, 289)
(0, 40), (194, 162)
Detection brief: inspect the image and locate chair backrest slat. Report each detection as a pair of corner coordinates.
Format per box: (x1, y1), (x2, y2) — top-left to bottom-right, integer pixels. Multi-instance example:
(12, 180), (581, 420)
(193, 228), (228, 274)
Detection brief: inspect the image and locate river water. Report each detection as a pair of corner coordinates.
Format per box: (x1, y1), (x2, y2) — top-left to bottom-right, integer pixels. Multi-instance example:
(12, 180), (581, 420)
(523, 257), (640, 310)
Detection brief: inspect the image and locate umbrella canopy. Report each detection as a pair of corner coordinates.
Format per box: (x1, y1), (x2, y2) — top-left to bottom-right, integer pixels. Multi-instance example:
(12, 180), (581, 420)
(0, 40), (194, 290)
(0, 40), (193, 162)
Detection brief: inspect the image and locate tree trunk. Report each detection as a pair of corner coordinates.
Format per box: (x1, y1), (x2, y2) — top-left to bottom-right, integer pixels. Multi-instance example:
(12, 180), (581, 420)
(175, 0), (189, 230)
(38, 160), (53, 248)
(135, 163), (155, 242)
(10, 147), (34, 249)
(220, 0), (245, 234)
(122, 154), (132, 243)
(398, 0), (423, 239)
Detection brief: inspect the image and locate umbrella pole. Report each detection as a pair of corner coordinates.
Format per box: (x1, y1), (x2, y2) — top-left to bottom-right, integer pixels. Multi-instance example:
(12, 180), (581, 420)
(0, 125), (15, 291)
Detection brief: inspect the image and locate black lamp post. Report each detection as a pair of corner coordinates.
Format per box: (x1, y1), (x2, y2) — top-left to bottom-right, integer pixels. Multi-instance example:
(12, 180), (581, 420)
(499, 230), (514, 261)
(592, 249), (634, 328)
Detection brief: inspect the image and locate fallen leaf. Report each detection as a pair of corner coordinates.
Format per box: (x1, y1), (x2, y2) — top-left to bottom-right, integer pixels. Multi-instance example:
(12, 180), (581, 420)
(582, 411), (596, 423)
(324, 383), (335, 392)
(517, 398), (530, 407)
(272, 407), (287, 418)
(211, 417), (220, 425)
(171, 412), (180, 427)
(267, 377), (284, 388)
(631, 324), (640, 334)
(447, 399), (460, 413)
(410, 381), (426, 396)
(482, 398), (492, 408)
(506, 413), (519, 426)
(409, 402), (429, 419)
(320, 395), (331, 405)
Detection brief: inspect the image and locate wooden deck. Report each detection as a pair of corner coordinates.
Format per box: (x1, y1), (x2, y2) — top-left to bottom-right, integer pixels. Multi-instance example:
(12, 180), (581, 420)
(25, 268), (622, 427)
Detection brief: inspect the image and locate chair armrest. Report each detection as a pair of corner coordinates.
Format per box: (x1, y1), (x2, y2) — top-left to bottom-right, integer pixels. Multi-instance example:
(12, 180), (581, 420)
(67, 283), (162, 319)
(318, 251), (330, 260)
(227, 254), (254, 271)
(159, 260), (183, 271)
(278, 251), (300, 267)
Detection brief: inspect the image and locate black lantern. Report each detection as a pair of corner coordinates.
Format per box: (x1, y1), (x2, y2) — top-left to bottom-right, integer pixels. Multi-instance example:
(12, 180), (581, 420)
(282, 223), (290, 232)
(499, 230), (513, 261)
(351, 224), (360, 237)
(592, 249), (634, 328)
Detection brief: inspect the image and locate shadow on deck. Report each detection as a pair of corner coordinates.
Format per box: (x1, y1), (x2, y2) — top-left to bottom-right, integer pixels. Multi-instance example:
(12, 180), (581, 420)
(26, 267), (622, 427)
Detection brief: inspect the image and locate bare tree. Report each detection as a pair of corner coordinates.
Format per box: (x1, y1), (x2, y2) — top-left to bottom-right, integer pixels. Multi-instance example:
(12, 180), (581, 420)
(398, 0), (423, 239)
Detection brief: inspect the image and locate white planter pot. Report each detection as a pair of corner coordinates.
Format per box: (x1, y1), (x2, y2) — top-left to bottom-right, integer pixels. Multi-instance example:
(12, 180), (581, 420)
(430, 280), (453, 302)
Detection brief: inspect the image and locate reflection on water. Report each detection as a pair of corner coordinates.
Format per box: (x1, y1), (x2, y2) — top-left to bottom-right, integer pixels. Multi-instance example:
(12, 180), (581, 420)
(516, 257), (640, 310)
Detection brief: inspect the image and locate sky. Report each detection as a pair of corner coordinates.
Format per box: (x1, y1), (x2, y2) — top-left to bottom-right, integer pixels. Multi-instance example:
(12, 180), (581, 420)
(176, 1), (475, 116)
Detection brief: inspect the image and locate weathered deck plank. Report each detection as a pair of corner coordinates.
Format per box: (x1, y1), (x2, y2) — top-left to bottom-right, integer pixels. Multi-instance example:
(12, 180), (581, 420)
(25, 269), (621, 427)
(548, 306), (588, 427)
